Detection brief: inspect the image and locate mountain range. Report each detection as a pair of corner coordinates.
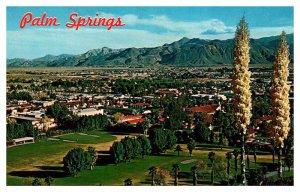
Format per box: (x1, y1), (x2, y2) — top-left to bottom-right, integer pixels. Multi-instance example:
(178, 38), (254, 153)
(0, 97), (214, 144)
(7, 34), (294, 67)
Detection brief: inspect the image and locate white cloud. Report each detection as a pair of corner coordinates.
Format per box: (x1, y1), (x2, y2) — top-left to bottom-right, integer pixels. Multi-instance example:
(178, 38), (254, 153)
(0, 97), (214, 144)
(105, 13), (236, 36)
(7, 13), (293, 59)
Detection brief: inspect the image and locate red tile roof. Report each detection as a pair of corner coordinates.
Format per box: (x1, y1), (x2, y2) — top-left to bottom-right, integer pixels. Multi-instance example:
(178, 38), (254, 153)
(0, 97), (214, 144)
(185, 104), (218, 113)
(122, 115), (143, 121)
(126, 118), (144, 125)
(60, 101), (81, 106)
(132, 103), (152, 107)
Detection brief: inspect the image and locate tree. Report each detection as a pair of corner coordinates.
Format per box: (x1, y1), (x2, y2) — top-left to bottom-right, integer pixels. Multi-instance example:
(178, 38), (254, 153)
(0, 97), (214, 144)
(232, 149), (240, 177)
(141, 117), (151, 135)
(32, 178), (41, 186)
(225, 152), (232, 176)
(214, 156), (228, 184)
(110, 141), (124, 164)
(187, 140), (196, 157)
(270, 31), (291, 178)
(155, 169), (170, 186)
(208, 151), (215, 185)
(44, 176), (54, 186)
(232, 16), (252, 185)
(246, 146), (250, 171)
(165, 100), (186, 130)
(87, 146), (97, 170)
(137, 135), (152, 157)
(172, 164), (180, 186)
(174, 145), (183, 156)
(149, 127), (177, 154)
(209, 131), (215, 143)
(285, 153), (293, 171)
(148, 166), (158, 186)
(253, 145), (257, 167)
(219, 132), (224, 150)
(248, 169), (265, 186)
(131, 138), (142, 158)
(124, 178), (133, 186)
(191, 165), (199, 186)
(194, 122), (209, 143)
(122, 137), (134, 162)
(63, 148), (91, 176)
(113, 112), (124, 123)
(195, 160), (208, 182)
(46, 103), (72, 127)
(271, 139), (276, 165)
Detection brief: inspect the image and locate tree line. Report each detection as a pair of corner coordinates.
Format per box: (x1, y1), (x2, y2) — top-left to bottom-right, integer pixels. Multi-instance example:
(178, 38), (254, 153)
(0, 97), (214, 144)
(7, 121), (38, 141)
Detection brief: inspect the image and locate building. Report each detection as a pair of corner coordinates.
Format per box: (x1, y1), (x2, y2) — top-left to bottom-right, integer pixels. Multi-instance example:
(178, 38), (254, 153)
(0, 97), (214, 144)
(72, 108), (104, 117)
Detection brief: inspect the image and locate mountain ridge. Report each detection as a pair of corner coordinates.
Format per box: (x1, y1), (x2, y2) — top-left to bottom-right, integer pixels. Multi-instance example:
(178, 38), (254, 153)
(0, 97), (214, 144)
(7, 33), (294, 67)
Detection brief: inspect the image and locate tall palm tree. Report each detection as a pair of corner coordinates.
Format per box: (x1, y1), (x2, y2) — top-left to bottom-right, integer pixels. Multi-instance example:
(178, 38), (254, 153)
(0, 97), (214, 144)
(270, 31), (291, 178)
(174, 145), (183, 156)
(246, 145), (250, 171)
(148, 166), (158, 186)
(208, 151), (215, 185)
(172, 164), (180, 186)
(187, 139), (196, 157)
(226, 152), (232, 175)
(232, 16), (252, 185)
(271, 139), (276, 165)
(191, 165), (199, 186)
(233, 149), (239, 174)
(253, 145), (257, 167)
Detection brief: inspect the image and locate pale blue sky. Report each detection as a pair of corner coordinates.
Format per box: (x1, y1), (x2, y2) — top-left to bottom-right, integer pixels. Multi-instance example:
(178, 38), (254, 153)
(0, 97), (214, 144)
(7, 7), (294, 59)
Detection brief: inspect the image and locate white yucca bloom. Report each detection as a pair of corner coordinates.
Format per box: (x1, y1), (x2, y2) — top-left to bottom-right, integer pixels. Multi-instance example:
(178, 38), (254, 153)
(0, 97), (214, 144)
(270, 31), (290, 148)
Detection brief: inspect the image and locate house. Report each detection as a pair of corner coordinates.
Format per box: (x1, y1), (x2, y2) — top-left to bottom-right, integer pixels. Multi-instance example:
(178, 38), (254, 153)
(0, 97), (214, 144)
(119, 115), (144, 125)
(72, 108), (104, 117)
(184, 104), (219, 114)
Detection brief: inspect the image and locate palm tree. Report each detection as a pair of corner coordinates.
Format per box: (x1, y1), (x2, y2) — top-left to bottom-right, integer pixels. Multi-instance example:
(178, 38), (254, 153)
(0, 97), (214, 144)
(285, 153), (293, 171)
(32, 178), (41, 186)
(174, 145), (183, 156)
(208, 151), (215, 185)
(124, 178), (133, 186)
(187, 140), (196, 157)
(148, 166), (158, 186)
(44, 176), (54, 186)
(246, 145), (250, 171)
(253, 145), (257, 167)
(233, 149), (239, 174)
(271, 139), (276, 165)
(270, 31), (291, 178)
(191, 165), (199, 186)
(225, 152), (232, 175)
(232, 16), (252, 185)
(172, 164), (180, 186)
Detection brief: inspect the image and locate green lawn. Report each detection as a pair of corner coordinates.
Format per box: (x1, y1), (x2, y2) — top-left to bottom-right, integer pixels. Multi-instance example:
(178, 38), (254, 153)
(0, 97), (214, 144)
(7, 150), (216, 186)
(7, 138), (291, 186)
(57, 131), (116, 144)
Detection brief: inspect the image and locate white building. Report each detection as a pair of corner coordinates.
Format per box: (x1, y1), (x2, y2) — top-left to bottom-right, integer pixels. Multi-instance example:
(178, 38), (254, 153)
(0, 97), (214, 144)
(72, 108), (104, 117)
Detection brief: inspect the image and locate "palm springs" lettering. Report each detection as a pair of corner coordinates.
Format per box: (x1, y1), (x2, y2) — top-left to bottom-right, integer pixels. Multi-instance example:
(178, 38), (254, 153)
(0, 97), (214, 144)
(19, 12), (125, 30)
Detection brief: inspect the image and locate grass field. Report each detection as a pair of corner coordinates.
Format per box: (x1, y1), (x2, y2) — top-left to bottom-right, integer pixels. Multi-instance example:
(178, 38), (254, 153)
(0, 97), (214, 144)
(7, 133), (284, 186)
(57, 131), (116, 144)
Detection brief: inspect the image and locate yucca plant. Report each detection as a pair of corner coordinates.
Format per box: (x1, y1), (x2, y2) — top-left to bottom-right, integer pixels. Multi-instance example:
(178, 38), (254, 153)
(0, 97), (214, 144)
(232, 16), (252, 185)
(270, 31), (290, 178)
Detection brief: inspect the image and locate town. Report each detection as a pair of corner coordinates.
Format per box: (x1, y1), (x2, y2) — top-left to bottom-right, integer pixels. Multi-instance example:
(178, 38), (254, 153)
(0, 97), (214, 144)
(6, 64), (294, 186)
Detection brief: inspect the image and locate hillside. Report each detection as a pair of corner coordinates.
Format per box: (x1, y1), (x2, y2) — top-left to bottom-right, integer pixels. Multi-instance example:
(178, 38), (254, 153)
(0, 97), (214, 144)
(7, 34), (294, 67)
